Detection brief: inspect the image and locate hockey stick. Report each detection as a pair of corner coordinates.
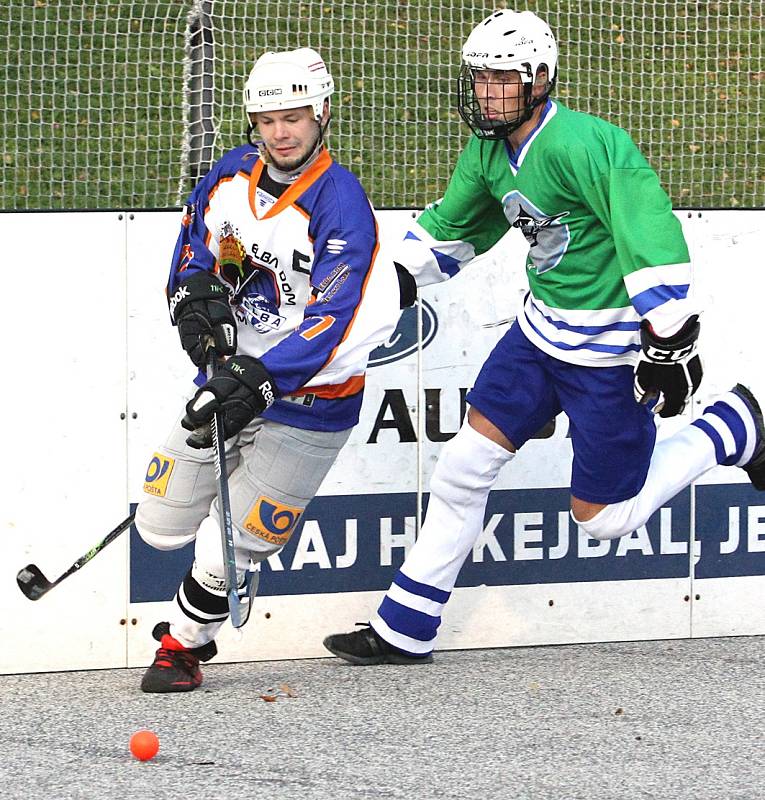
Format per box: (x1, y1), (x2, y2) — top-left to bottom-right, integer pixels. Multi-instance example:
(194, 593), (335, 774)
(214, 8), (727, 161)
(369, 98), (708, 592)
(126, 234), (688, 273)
(16, 511), (135, 601)
(205, 346), (247, 629)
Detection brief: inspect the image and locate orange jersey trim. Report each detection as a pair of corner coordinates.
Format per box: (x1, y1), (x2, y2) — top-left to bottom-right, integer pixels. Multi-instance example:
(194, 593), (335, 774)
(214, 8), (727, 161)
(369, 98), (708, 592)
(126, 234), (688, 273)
(291, 374), (366, 400)
(248, 149), (333, 220)
(300, 315), (336, 341)
(293, 204), (311, 223)
(321, 216), (380, 369)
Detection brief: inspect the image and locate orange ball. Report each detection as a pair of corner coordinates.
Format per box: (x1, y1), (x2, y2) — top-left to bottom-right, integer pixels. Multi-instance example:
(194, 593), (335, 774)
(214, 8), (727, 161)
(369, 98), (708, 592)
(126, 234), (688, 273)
(129, 729), (160, 761)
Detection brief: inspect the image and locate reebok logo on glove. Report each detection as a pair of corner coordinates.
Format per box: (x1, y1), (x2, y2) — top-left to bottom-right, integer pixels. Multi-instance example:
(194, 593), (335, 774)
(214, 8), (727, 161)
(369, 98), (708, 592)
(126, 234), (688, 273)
(259, 380), (275, 406)
(181, 355), (278, 448)
(170, 271), (238, 367)
(168, 285), (190, 317)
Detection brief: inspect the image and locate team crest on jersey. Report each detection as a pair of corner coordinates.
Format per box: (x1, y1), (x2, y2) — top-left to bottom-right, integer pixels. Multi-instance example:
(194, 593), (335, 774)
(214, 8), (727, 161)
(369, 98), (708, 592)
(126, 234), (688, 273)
(237, 293), (286, 333)
(143, 453), (175, 497)
(243, 496), (304, 545)
(502, 190), (571, 274)
(215, 221), (298, 312)
(217, 221), (247, 286)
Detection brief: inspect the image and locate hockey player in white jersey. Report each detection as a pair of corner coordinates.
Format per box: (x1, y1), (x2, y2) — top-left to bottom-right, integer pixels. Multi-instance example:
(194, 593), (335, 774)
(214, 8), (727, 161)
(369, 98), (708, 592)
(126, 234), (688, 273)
(323, 10), (765, 665)
(136, 47), (403, 692)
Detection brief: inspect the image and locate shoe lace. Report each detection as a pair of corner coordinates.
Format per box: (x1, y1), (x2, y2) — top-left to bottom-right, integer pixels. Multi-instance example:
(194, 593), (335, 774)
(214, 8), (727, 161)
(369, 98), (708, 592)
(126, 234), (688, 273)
(153, 646), (199, 672)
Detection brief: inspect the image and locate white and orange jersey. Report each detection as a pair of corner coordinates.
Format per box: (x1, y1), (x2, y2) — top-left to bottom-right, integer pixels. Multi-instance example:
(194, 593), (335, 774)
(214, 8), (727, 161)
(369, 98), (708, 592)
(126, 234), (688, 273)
(168, 144), (399, 431)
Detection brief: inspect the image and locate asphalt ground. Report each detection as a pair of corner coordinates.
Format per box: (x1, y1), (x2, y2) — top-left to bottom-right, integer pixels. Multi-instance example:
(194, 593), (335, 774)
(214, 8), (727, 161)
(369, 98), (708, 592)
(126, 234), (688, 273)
(0, 636), (762, 800)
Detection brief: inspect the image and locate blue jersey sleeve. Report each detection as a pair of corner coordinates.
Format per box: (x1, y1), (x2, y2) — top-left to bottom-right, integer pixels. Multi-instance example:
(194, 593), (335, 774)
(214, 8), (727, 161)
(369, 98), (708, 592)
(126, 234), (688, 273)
(259, 166), (380, 395)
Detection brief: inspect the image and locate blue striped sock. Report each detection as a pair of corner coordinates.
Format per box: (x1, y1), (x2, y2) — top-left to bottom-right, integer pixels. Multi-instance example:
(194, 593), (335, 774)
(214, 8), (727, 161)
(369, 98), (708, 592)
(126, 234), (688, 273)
(692, 394), (752, 466)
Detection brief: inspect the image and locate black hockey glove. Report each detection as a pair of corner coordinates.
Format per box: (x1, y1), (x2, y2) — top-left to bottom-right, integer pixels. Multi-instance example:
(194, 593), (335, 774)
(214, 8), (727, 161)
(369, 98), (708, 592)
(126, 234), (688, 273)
(633, 315), (703, 418)
(395, 261), (417, 309)
(169, 271), (237, 368)
(181, 355), (277, 448)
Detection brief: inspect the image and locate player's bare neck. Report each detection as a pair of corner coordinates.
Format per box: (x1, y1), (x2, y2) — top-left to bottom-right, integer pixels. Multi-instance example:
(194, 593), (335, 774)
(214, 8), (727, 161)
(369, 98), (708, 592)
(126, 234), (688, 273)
(508, 104), (545, 151)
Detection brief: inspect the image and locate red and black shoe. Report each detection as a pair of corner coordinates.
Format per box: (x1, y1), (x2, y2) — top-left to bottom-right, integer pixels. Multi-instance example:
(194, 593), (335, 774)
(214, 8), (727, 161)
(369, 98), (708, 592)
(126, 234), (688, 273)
(140, 622), (217, 694)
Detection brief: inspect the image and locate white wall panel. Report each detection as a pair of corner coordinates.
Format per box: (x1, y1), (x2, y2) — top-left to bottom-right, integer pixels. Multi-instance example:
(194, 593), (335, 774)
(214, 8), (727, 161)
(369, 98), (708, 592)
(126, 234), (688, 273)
(2, 209), (763, 674)
(1, 213), (129, 672)
(687, 210), (765, 636)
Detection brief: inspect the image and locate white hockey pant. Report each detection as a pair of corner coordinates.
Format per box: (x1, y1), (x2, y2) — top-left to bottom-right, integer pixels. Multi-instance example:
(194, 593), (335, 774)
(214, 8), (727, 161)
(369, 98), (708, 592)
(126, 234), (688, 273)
(135, 410), (350, 647)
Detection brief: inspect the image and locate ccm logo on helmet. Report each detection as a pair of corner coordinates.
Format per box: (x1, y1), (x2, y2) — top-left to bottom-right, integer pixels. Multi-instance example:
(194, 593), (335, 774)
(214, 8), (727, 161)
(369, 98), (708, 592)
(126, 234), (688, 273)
(258, 88), (282, 96)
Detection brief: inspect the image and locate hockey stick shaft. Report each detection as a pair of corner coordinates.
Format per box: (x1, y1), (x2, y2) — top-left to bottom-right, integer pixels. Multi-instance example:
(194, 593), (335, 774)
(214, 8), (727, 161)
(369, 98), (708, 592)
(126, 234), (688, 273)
(17, 511), (135, 600)
(206, 347), (245, 628)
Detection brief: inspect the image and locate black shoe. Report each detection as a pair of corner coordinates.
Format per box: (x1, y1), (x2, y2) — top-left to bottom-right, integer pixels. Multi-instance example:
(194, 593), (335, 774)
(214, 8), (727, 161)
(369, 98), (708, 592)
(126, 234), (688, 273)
(140, 622), (218, 693)
(732, 384), (765, 490)
(323, 623), (433, 665)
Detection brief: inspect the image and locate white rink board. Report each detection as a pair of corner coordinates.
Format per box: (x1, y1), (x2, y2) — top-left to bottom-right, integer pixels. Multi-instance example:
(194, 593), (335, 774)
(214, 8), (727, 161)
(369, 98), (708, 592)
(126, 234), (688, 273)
(1, 213), (130, 671)
(1, 208), (763, 674)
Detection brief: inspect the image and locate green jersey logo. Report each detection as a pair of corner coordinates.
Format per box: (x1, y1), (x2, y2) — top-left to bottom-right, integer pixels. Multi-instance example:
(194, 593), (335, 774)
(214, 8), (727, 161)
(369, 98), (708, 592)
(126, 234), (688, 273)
(502, 190), (570, 274)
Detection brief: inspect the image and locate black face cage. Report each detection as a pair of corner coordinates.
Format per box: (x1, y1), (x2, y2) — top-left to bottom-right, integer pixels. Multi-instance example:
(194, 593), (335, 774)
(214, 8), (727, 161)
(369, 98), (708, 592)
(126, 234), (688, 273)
(456, 64), (555, 140)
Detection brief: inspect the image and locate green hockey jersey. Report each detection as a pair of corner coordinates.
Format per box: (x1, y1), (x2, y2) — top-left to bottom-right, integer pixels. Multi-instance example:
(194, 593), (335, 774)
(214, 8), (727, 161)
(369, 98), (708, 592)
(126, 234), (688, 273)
(396, 100), (695, 367)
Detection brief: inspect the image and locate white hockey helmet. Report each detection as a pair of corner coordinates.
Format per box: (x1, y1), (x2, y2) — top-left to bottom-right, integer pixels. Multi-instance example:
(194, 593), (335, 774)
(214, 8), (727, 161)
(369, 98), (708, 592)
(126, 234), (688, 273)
(243, 47), (334, 121)
(462, 10), (557, 79)
(457, 10), (558, 138)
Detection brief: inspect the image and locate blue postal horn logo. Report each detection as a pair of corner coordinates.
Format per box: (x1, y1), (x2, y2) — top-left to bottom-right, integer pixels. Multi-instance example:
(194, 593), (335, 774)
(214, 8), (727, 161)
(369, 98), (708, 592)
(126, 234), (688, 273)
(143, 453), (175, 497)
(243, 496), (304, 546)
(369, 299), (438, 368)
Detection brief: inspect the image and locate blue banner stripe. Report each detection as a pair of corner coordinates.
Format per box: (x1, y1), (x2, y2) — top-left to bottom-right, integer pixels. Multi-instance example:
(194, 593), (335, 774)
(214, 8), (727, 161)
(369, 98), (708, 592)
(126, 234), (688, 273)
(692, 418), (727, 465)
(630, 284), (689, 316)
(378, 596), (441, 643)
(131, 489), (705, 602)
(394, 570), (451, 604)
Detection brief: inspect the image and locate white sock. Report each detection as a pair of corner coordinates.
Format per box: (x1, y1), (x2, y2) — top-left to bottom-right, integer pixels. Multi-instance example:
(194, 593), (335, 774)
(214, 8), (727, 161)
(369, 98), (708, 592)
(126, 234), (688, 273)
(373, 422), (514, 654)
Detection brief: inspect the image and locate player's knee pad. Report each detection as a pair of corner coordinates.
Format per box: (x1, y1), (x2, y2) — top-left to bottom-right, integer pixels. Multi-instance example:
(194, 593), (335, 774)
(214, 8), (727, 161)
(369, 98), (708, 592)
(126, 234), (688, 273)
(234, 495), (303, 560)
(429, 422), (514, 506)
(572, 497), (640, 541)
(137, 434), (219, 550)
(134, 500), (198, 551)
(226, 422), (347, 556)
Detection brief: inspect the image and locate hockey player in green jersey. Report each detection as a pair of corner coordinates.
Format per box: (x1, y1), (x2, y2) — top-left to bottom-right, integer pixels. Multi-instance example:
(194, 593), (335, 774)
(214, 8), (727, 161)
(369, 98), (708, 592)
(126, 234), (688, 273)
(324, 9), (765, 664)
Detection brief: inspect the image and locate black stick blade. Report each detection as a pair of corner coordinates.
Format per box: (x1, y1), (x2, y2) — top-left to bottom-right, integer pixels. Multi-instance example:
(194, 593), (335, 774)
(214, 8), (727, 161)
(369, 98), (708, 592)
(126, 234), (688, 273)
(16, 564), (53, 601)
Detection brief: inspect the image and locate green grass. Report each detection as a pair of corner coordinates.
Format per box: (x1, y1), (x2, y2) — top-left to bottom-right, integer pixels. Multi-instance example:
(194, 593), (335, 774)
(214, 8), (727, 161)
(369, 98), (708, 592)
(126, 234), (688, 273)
(1, 0), (762, 210)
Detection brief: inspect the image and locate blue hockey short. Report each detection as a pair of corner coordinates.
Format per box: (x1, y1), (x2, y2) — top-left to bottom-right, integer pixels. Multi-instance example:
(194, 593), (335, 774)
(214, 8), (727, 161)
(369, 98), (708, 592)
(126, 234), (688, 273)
(466, 323), (656, 504)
